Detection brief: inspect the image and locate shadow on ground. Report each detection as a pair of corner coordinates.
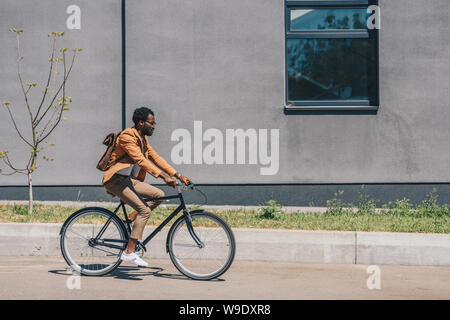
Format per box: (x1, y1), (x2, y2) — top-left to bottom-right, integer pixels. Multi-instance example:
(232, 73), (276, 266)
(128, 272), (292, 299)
(48, 265), (225, 282)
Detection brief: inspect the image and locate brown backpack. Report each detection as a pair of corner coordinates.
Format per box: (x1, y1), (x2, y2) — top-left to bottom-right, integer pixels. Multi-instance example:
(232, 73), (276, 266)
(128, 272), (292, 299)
(96, 131), (126, 171)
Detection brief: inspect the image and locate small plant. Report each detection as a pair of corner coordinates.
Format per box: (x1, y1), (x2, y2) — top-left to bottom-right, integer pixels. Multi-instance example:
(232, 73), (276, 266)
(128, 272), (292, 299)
(12, 204), (28, 216)
(325, 190), (351, 215)
(356, 186), (377, 215)
(258, 199), (283, 219)
(441, 204), (450, 218)
(382, 198), (413, 216)
(416, 188), (441, 217)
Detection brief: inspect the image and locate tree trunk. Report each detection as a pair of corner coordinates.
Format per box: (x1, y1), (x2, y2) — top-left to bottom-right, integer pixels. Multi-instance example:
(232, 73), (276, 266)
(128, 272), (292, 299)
(28, 172), (33, 215)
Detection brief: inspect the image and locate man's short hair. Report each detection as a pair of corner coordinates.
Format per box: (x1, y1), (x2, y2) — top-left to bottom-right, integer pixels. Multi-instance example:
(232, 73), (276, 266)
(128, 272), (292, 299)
(132, 107), (154, 126)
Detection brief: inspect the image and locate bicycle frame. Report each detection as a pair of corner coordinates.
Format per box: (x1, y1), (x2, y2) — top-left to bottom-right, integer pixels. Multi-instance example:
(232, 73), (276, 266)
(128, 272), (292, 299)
(91, 189), (204, 252)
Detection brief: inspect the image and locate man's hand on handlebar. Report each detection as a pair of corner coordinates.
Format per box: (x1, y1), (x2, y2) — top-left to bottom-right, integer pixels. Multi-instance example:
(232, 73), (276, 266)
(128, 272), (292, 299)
(180, 175), (191, 186)
(159, 172), (178, 188)
(174, 172), (192, 186)
(164, 176), (178, 188)
(160, 172), (192, 188)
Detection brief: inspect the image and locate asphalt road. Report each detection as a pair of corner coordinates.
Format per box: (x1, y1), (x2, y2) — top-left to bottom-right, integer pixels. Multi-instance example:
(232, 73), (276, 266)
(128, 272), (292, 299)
(0, 256), (449, 300)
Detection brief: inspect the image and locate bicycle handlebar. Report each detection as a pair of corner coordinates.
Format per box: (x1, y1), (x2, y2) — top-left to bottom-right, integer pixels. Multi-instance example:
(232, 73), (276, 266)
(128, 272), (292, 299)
(176, 181), (195, 192)
(175, 182), (208, 205)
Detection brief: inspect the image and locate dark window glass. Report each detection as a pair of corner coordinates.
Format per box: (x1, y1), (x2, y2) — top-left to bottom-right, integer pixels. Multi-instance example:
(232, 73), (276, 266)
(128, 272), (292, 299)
(290, 8), (369, 30)
(287, 38), (376, 101)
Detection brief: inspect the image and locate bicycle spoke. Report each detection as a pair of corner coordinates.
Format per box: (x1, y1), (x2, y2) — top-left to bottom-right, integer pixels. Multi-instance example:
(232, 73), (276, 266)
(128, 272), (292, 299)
(67, 228), (90, 241)
(174, 243), (198, 248)
(91, 244), (120, 256)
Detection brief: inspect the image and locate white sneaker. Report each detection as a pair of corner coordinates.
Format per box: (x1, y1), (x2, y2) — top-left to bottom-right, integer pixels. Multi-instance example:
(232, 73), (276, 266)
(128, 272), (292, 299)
(120, 252), (148, 267)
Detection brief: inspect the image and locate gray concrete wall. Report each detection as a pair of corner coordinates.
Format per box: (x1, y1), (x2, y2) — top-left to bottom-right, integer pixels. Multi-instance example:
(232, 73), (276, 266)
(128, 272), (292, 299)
(0, 0), (122, 186)
(1, 0), (449, 191)
(126, 0), (450, 184)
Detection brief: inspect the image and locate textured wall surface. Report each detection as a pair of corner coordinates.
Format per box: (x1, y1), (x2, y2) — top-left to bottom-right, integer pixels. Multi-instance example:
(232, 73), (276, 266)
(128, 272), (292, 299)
(1, 0), (449, 190)
(0, 0), (122, 186)
(126, 0), (450, 184)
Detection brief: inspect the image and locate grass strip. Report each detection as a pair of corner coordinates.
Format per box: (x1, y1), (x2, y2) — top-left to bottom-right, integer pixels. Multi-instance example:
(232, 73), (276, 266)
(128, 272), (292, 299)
(0, 202), (448, 234)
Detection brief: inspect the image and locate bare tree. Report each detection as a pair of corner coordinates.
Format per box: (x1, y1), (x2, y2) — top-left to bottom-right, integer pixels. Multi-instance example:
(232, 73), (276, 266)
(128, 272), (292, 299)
(0, 28), (81, 214)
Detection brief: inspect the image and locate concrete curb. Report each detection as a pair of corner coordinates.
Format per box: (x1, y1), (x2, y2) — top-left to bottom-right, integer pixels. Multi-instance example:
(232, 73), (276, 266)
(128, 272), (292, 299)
(0, 223), (449, 266)
(356, 231), (450, 266)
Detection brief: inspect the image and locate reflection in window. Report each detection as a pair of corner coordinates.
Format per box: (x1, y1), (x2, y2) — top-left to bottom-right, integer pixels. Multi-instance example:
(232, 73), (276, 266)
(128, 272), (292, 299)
(287, 38), (376, 101)
(285, 1), (379, 108)
(290, 8), (369, 30)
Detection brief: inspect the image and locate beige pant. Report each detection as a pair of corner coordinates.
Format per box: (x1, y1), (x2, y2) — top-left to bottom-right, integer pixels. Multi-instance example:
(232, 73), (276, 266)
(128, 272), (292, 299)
(104, 174), (165, 240)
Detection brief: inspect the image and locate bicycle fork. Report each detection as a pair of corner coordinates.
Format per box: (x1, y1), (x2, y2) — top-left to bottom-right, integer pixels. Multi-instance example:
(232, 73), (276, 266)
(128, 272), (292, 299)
(183, 210), (205, 248)
(178, 190), (204, 249)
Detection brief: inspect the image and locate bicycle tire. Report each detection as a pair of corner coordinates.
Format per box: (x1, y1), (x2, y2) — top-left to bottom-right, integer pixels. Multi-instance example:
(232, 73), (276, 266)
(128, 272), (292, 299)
(60, 207), (127, 276)
(167, 211), (235, 280)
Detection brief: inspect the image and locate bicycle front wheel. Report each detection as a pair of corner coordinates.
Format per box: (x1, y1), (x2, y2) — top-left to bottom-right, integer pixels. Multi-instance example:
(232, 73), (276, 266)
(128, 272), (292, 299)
(167, 211), (235, 280)
(60, 207), (127, 276)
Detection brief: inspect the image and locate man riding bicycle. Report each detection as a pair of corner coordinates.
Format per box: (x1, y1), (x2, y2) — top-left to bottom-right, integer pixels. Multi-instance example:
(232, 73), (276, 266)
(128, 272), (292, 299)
(102, 107), (191, 267)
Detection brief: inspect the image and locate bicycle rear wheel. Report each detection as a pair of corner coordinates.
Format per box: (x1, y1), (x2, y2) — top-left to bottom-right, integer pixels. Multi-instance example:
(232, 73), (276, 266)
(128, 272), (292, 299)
(60, 207), (127, 276)
(167, 211), (235, 280)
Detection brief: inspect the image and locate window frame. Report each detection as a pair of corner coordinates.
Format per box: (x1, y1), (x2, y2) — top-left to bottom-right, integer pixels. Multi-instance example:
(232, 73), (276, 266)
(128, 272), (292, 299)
(284, 0), (379, 111)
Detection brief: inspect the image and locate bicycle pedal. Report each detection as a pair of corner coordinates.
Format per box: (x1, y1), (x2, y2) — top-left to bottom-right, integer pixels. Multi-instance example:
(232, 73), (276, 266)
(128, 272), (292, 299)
(135, 242), (147, 253)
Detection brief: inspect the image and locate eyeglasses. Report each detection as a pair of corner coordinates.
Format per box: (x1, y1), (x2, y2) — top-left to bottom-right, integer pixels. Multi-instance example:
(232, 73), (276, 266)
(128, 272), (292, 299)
(145, 120), (156, 126)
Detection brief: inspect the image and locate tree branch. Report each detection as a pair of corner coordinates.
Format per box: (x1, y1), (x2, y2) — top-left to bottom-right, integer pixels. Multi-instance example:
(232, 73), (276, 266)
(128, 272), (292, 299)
(4, 104), (33, 148)
(26, 145), (35, 170)
(0, 168), (27, 176)
(15, 33), (34, 127)
(34, 55), (61, 128)
(1, 154), (27, 174)
(33, 36), (57, 124)
(34, 52), (76, 131)
(35, 61), (60, 134)
(37, 53), (77, 143)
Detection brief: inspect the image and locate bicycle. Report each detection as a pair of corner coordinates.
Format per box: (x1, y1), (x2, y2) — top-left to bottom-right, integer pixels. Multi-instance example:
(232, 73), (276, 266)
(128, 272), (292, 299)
(59, 183), (236, 280)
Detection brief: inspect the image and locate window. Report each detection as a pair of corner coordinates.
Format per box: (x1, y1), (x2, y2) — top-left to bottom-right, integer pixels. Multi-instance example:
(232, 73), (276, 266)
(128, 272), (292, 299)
(285, 0), (379, 111)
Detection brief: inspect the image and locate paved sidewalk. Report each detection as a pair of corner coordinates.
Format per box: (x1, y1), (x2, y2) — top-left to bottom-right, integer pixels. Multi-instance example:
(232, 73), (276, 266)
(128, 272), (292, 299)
(0, 256), (449, 299)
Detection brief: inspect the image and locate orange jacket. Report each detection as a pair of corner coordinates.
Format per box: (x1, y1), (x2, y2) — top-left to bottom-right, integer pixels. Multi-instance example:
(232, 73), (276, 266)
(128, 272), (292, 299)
(102, 127), (177, 185)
